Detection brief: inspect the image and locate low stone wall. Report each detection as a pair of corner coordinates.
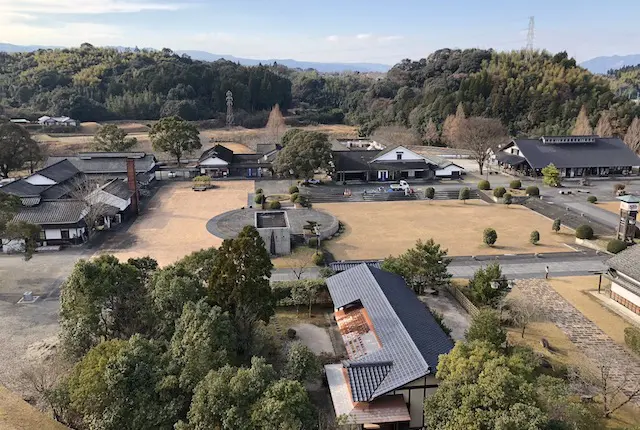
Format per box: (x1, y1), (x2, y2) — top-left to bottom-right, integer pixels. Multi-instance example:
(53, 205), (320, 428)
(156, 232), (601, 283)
(317, 210), (340, 240)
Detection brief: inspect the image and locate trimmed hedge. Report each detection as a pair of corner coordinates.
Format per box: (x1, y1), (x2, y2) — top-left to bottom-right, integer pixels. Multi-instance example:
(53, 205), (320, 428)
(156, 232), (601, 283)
(255, 188), (263, 194)
(530, 230), (540, 245)
(290, 192), (299, 202)
(607, 239), (628, 254)
(271, 279), (330, 307)
(289, 185), (299, 194)
(483, 228), (498, 246)
(458, 187), (470, 201)
(509, 180), (521, 189)
(312, 251), (325, 266)
(575, 225), (594, 240)
(493, 187), (507, 198)
(425, 187), (435, 199)
(587, 196), (597, 204)
(503, 192), (513, 205)
(625, 326), (640, 355)
(254, 193), (265, 204)
(268, 200), (281, 210)
(478, 180), (490, 190)
(526, 186), (540, 197)
(308, 237), (318, 248)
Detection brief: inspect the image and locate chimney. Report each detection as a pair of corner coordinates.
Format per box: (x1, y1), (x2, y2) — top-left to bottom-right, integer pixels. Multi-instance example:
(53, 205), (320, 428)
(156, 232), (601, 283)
(127, 158), (139, 215)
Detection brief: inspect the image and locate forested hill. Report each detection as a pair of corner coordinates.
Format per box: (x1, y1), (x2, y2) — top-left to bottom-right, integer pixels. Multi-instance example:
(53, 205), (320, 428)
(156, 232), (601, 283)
(607, 64), (640, 100)
(1, 46), (639, 138)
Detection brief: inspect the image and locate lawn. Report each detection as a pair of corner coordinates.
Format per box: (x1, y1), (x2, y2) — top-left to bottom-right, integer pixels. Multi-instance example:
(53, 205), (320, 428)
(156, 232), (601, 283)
(98, 181), (253, 266)
(315, 200), (574, 260)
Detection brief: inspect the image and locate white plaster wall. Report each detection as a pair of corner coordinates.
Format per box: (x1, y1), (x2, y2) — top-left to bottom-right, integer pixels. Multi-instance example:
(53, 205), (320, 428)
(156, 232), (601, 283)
(612, 282), (640, 307)
(436, 165), (463, 177)
(374, 146), (425, 162)
(45, 229), (62, 240)
(199, 157), (229, 166)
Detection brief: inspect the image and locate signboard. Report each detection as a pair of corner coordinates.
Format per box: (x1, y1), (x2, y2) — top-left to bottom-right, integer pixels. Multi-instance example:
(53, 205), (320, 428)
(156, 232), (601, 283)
(621, 202), (639, 212)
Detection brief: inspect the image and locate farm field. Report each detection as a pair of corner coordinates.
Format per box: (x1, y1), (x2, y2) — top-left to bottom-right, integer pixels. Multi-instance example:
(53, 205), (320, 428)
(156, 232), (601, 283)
(315, 200), (575, 260)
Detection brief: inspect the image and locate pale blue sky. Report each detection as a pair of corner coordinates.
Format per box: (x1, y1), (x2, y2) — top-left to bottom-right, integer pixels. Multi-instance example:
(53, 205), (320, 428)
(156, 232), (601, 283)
(0, 0), (638, 63)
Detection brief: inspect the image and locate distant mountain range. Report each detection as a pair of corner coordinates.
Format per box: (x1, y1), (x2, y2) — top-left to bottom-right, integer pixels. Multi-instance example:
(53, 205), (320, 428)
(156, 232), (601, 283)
(580, 54), (640, 74)
(0, 43), (391, 73)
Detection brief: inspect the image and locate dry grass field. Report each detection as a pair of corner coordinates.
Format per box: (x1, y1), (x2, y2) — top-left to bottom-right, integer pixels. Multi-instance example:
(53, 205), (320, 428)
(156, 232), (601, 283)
(316, 200), (574, 260)
(598, 201), (622, 215)
(98, 181), (253, 266)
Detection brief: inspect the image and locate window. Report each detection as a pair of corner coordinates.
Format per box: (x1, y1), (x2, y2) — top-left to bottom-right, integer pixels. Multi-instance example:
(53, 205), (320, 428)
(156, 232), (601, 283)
(39, 231), (46, 240)
(396, 152), (403, 160)
(61, 230), (70, 240)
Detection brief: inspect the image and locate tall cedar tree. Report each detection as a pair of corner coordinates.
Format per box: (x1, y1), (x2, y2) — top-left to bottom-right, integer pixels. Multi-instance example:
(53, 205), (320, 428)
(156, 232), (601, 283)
(149, 116), (201, 166)
(572, 105), (593, 135)
(273, 130), (332, 179)
(595, 110), (614, 137)
(442, 102), (466, 145)
(93, 124), (138, 152)
(624, 117), (640, 153)
(265, 104), (286, 143)
(0, 122), (42, 178)
(207, 226), (274, 358)
(451, 117), (507, 174)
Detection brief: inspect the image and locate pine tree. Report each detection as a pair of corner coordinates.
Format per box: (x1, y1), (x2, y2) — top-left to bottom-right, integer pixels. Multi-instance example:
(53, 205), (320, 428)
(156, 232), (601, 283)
(572, 105), (593, 136)
(595, 111), (614, 137)
(624, 117), (640, 154)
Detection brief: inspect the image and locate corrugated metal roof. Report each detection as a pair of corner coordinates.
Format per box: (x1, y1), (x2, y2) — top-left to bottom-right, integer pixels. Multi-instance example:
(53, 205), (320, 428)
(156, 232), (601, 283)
(326, 264), (454, 399)
(12, 200), (87, 225)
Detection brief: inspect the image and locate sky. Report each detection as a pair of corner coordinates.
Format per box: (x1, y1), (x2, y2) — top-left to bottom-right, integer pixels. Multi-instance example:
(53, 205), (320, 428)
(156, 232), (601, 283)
(0, 0), (639, 64)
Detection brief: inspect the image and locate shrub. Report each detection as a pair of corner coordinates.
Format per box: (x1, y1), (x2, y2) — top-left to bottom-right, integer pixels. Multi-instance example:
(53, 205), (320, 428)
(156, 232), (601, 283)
(483, 228), (498, 246)
(530, 230), (540, 245)
(290, 192), (299, 202)
(493, 186), (507, 198)
(307, 237), (318, 248)
(312, 251), (325, 266)
(458, 187), (470, 202)
(614, 183), (626, 193)
(587, 195), (597, 203)
(296, 195), (311, 208)
(254, 193), (265, 204)
(318, 267), (336, 278)
(431, 310), (452, 338)
(289, 185), (299, 194)
(287, 328), (297, 339)
(477, 180), (490, 190)
(552, 218), (562, 233)
(575, 225), (594, 240)
(503, 192), (513, 205)
(607, 239), (628, 254)
(625, 326), (640, 355)
(425, 187), (435, 200)
(525, 186), (540, 196)
(466, 308), (506, 347)
(255, 188), (263, 194)
(271, 279), (330, 306)
(268, 200), (281, 210)
(509, 179), (521, 189)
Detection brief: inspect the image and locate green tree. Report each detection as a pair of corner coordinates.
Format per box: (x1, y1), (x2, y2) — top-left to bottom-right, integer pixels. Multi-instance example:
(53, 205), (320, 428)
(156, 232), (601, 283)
(273, 130), (333, 179)
(0, 122), (42, 178)
(290, 280), (319, 317)
(208, 226), (274, 359)
(530, 230), (540, 245)
(173, 247), (218, 283)
(466, 308), (506, 348)
(468, 262), (509, 308)
(93, 124), (138, 152)
(0, 193), (41, 260)
(149, 116), (201, 166)
(251, 379), (316, 430)
(483, 227), (498, 246)
(425, 186), (435, 200)
(284, 342), (321, 383)
(552, 218), (562, 233)
(381, 239), (452, 294)
(60, 255), (155, 358)
(503, 192), (513, 206)
(170, 300), (237, 393)
(542, 163), (562, 187)
(458, 187), (470, 203)
(280, 128), (304, 146)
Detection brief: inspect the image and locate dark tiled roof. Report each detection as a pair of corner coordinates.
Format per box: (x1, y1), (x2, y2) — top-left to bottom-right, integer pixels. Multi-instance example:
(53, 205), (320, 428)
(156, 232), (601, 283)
(199, 145), (234, 163)
(46, 153), (157, 175)
(333, 150), (379, 172)
(1, 160), (82, 198)
(231, 154), (272, 167)
(510, 137), (640, 169)
(495, 152), (527, 166)
(12, 200), (87, 225)
(346, 362), (393, 402)
(1, 181), (48, 198)
(102, 180), (132, 200)
(326, 264), (454, 399)
(372, 160), (434, 170)
(41, 182), (76, 200)
(607, 245), (640, 281)
(36, 159), (79, 183)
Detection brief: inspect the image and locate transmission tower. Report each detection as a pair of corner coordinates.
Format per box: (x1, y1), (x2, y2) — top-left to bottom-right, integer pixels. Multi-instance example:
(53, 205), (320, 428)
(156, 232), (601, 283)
(225, 90), (234, 128)
(525, 16), (535, 60)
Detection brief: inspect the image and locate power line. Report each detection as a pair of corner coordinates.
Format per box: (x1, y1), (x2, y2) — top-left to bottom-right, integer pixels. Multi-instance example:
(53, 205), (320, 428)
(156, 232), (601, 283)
(525, 16), (535, 60)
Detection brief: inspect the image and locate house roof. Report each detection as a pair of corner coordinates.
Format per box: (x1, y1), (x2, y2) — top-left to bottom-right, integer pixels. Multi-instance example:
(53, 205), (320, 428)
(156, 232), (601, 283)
(326, 264), (454, 400)
(346, 362), (393, 402)
(45, 153), (157, 175)
(373, 160), (435, 170)
(508, 137), (640, 169)
(101, 180), (132, 200)
(1, 160), (81, 198)
(0, 181), (48, 198)
(330, 260), (383, 272)
(495, 151), (528, 166)
(333, 150), (379, 172)
(607, 245), (640, 281)
(36, 159), (80, 183)
(12, 200), (87, 225)
(198, 145), (234, 164)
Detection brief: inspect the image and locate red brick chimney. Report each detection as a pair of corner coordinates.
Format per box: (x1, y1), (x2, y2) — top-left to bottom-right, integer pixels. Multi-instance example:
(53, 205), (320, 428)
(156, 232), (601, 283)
(127, 158), (139, 215)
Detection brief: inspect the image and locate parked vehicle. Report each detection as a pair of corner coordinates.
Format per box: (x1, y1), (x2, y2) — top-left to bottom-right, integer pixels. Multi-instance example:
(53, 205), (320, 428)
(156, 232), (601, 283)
(389, 180), (410, 191)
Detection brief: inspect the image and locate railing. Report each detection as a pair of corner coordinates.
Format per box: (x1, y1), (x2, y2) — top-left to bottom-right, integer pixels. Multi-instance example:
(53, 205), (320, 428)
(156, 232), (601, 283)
(445, 285), (479, 317)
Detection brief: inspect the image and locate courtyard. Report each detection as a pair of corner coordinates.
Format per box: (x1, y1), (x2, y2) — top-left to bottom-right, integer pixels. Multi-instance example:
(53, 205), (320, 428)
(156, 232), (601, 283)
(99, 181), (254, 266)
(316, 200), (575, 261)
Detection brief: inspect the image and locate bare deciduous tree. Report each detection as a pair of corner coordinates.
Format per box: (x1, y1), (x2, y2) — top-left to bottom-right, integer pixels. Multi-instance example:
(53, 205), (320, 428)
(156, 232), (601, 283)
(624, 117), (640, 154)
(423, 118), (440, 145)
(450, 117), (508, 174)
(72, 176), (113, 238)
(266, 104), (286, 143)
(372, 125), (421, 147)
(442, 103), (466, 145)
(595, 111), (614, 137)
(505, 294), (544, 338)
(290, 252), (314, 281)
(572, 105), (593, 136)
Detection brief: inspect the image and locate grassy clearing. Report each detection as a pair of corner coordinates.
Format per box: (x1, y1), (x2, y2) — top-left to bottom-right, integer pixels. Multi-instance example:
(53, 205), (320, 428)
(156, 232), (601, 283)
(271, 246), (318, 269)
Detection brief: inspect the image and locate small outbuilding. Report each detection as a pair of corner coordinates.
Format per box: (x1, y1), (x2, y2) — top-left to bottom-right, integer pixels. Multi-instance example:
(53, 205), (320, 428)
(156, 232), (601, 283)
(254, 211), (291, 255)
(606, 245), (640, 315)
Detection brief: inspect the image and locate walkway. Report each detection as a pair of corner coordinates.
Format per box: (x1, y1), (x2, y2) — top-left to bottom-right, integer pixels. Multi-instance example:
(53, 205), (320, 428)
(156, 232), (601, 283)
(517, 279), (640, 404)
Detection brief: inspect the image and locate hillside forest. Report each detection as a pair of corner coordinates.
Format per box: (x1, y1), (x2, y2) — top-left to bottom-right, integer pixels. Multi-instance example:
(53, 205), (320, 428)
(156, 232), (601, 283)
(2, 45), (640, 140)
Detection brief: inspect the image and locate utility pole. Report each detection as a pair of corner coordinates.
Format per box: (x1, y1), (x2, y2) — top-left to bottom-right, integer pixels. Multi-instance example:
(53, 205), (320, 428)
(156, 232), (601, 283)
(525, 16), (535, 61)
(225, 90), (234, 128)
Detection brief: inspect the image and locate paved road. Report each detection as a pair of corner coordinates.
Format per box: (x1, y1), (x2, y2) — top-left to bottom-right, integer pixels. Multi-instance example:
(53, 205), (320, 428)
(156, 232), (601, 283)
(271, 252), (608, 282)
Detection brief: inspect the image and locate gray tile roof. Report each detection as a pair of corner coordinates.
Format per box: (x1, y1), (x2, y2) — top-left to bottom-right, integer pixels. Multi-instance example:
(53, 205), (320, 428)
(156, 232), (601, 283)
(346, 362), (393, 402)
(1, 181), (48, 198)
(1, 160), (82, 198)
(46, 153), (157, 175)
(326, 264), (454, 399)
(372, 160), (435, 170)
(607, 245), (640, 281)
(330, 260), (383, 272)
(198, 145), (234, 164)
(333, 150), (379, 172)
(101, 180), (132, 200)
(36, 159), (80, 183)
(12, 200), (87, 225)
(510, 137), (640, 169)
(495, 152), (528, 166)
